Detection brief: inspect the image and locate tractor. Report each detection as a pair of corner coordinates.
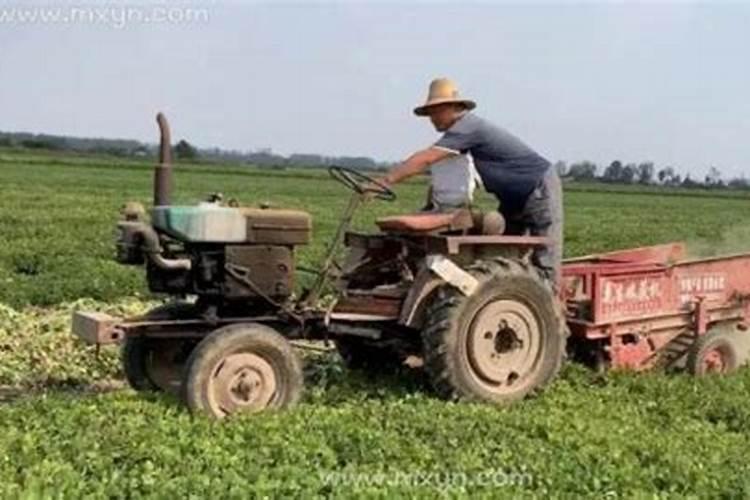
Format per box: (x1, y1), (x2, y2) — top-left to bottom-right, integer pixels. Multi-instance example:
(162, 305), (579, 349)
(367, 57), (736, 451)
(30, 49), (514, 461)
(72, 113), (566, 418)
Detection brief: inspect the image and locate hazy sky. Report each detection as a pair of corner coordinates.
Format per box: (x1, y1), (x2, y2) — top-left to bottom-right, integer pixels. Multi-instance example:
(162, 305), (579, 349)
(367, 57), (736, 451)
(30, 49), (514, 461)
(1, 1), (749, 177)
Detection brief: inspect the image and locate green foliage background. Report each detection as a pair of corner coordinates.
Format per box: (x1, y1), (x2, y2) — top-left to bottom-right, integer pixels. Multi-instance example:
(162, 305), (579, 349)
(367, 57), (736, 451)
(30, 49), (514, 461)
(1, 149), (750, 497)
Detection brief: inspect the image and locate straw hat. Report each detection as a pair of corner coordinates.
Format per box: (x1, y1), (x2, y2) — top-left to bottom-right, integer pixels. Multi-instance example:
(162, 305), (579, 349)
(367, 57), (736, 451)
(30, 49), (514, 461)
(413, 78), (476, 116)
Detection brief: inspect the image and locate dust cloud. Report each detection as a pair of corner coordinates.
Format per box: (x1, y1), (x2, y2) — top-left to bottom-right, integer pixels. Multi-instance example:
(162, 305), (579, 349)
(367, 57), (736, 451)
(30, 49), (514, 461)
(687, 225), (750, 259)
(685, 225), (750, 366)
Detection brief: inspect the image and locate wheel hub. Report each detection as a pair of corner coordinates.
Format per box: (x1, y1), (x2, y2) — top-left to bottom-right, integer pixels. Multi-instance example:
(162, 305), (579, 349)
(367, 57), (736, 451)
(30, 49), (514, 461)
(209, 353), (277, 415)
(495, 322), (524, 354)
(702, 348), (727, 374)
(467, 300), (541, 389)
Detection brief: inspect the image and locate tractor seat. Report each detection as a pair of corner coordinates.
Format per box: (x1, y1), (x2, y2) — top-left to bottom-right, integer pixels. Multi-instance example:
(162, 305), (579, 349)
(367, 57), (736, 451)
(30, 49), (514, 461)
(376, 209), (474, 234)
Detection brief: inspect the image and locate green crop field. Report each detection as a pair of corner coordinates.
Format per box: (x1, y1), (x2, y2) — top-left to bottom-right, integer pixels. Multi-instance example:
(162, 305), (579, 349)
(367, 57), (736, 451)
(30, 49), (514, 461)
(1, 148), (750, 498)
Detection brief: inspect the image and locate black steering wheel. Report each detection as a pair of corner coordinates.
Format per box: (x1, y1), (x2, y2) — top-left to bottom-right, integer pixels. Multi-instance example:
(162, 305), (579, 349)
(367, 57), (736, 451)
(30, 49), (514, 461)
(328, 166), (396, 202)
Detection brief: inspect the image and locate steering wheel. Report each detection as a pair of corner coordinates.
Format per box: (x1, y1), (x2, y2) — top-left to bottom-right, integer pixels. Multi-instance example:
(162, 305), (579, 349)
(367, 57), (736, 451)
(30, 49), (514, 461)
(328, 166), (396, 202)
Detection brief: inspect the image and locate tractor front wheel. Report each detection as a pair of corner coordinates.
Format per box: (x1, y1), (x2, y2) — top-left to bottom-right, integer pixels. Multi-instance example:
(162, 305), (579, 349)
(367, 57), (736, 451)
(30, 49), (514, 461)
(687, 328), (741, 376)
(421, 258), (565, 404)
(182, 323), (303, 418)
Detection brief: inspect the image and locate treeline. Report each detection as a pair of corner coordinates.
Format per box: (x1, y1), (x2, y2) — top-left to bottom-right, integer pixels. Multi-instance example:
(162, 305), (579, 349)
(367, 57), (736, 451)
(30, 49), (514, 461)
(0, 131), (389, 171)
(1, 130), (746, 187)
(557, 160), (749, 190)
(0, 131), (146, 157)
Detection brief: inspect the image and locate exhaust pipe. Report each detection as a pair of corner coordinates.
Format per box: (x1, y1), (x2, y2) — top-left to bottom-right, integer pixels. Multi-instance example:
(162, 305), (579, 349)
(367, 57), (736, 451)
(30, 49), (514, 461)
(118, 221), (192, 271)
(154, 112), (172, 206)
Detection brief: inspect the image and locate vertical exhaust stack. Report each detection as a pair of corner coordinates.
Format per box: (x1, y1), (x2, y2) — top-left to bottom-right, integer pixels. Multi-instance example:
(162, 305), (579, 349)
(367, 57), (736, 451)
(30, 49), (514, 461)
(154, 112), (172, 206)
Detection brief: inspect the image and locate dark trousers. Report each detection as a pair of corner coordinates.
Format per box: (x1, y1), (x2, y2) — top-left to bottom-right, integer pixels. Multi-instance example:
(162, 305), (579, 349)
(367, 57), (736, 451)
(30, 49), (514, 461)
(502, 168), (563, 291)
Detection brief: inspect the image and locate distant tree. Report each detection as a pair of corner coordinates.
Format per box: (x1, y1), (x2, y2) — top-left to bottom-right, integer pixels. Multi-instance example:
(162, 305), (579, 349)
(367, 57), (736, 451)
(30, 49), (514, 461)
(682, 175), (701, 188)
(658, 167), (685, 187)
(289, 154), (326, 168)
(567, 161), (597, 181)
(620, 163), (637, 184)
(728, 177), (750, 190)
(38, 135), (68, 151)
(602, 160), (623, 183)
(98, 146), (129, 157)
(0, 136), (12, 147)
(247, 150), (286, 166)
(636, 162), (655, 184)
(704, 166), (722, 188)
(338, 156), (378, 171)
(21, 139), (54, 150)
(175, 140), (198, 161)
(657, 167), (675, 184)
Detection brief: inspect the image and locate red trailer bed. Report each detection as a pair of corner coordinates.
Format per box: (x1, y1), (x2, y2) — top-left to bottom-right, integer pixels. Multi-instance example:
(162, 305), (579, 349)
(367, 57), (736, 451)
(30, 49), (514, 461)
(561, 243), (750, 374)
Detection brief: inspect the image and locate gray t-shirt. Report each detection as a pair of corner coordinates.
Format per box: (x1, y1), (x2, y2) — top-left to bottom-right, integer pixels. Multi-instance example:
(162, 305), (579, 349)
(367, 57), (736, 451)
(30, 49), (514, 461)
(434, 113), (550, 214)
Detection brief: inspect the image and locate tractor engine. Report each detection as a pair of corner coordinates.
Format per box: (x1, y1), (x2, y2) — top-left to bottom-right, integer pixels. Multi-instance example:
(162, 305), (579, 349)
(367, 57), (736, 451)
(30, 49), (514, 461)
(114, 113), (311, 308)
(116, 205), (311, 304)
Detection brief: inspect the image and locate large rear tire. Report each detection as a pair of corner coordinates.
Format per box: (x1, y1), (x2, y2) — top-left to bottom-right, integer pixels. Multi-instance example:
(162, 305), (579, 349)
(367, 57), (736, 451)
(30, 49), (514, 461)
(121, 302), (198, 393)
(183, 323), (303, 418)
(421, 258), (565, 404)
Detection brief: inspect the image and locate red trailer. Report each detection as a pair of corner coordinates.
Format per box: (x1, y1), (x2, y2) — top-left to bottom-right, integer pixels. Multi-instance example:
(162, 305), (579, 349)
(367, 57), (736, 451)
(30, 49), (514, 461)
(561, 243), (750, 374)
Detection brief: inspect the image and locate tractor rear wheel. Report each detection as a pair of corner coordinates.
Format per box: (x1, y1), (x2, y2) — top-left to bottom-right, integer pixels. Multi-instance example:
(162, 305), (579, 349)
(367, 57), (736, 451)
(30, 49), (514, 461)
(421, 258), (565, 404)
(122, 302), (198, 393)
(182, 323), (303, 418)
(686, 327), (741, 376)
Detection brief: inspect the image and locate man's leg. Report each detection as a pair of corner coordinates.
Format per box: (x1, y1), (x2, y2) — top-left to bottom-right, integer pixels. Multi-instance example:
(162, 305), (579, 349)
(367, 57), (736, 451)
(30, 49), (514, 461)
(501, 212), (526, 236)
(523, 169), (563, 291)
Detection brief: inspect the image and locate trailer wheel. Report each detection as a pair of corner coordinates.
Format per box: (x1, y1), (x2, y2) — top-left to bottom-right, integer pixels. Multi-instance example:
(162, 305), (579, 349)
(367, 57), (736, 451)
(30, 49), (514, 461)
(122, 302), (198, 393)
(687, 328), (741, 376)
(183, 323), (303, 418)
(421, 258), (565, 404)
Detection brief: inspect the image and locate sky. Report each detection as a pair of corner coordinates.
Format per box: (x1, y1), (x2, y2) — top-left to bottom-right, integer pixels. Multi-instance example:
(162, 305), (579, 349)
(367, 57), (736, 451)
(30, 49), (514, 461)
(1, 1), (749, 178)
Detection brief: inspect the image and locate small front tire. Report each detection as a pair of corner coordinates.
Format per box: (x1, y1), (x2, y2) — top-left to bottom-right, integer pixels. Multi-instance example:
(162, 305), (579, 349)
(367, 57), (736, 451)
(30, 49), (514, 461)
(182, 323), (303, 418)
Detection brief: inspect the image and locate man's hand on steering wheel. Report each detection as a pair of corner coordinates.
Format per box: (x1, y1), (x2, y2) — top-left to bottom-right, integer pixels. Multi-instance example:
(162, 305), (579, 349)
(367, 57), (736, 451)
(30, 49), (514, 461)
(361, 176), (392, 201)
(328, 166), (397, 202)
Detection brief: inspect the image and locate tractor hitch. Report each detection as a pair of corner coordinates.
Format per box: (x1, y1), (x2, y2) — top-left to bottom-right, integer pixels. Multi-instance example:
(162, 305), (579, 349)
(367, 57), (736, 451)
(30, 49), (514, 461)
(71, 311), (124, 345)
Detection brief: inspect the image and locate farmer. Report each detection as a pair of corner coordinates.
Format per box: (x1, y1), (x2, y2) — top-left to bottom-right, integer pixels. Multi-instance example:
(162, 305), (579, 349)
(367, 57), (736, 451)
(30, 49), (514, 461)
(380, 77), (563, 289)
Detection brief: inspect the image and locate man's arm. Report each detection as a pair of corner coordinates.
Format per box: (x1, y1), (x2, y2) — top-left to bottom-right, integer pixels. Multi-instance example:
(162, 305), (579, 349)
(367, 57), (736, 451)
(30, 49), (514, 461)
(384, 146), (456, 185)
